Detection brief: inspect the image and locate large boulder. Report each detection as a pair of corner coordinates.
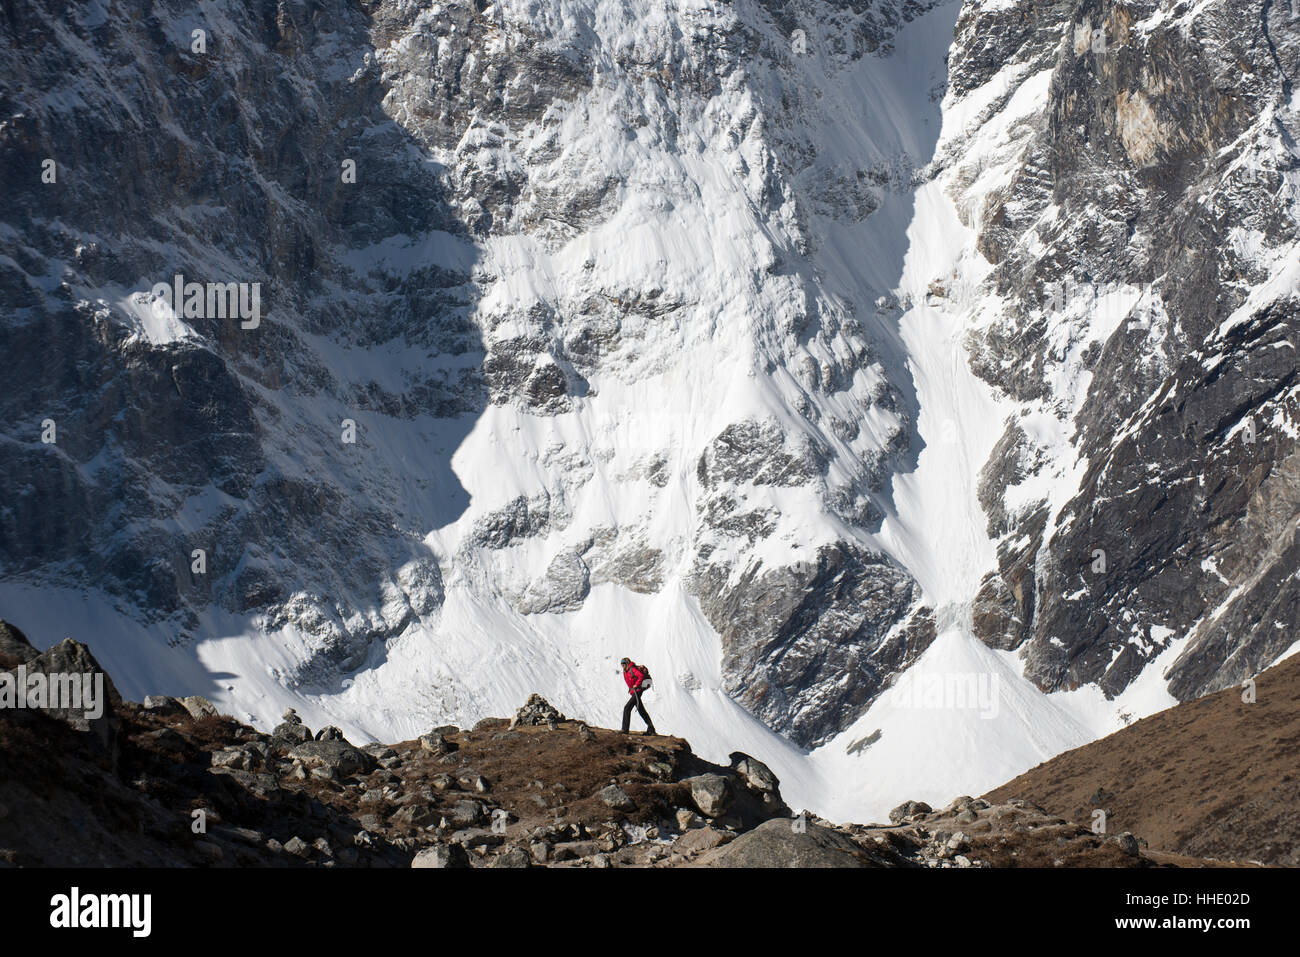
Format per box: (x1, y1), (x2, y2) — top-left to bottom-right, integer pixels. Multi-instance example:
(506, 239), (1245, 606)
(729, 751), (790, 816)
(889, 800), (932, 824)
(700, 819), (875, 868)
(180, 695), (219, 719)
(412, 844), (471, 869)
(682, 773), (734, 819)
(1, 637), (121, 755)
(289, 739), (376, 778)
(729, 752), (779, 793)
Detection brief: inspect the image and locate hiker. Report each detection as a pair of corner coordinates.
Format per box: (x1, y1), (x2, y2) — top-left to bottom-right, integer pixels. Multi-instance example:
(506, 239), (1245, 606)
(620, 657), (656, 735)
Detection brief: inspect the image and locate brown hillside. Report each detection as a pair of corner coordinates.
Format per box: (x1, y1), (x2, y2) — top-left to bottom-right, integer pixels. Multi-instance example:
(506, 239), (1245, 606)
(984, 651), (1300, 866)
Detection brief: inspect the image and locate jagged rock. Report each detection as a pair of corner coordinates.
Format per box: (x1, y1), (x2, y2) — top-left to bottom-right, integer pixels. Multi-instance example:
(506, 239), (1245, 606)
(2, 638), (121, 754)
(513, 693), (566, 727)
(889, 800), (932, 824)
(289, 740), (375, 778)
(412, 844), (471, 869)
(419, 732), (456, 755)
(281, 709), (303, 725)
(516, 550), (590, 615)
(682, 773), (734, 819)
(472, 718), (509, 732)
(315, 726), (344, 741)
(729, 752), (779, 793)
(283, 837), (311, 858)
(180, 696), (219, 720)
(271, 721), (313, 747)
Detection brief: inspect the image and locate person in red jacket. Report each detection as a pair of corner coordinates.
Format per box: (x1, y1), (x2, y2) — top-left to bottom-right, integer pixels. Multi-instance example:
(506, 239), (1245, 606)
(620, 657), (656, 735)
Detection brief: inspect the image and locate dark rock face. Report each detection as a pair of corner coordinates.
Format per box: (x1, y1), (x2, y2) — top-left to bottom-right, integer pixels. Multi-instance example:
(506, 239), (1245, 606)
(0, 0), (475, 686)
(690, 543), (934, 747)
(952, 0), (1300, 701)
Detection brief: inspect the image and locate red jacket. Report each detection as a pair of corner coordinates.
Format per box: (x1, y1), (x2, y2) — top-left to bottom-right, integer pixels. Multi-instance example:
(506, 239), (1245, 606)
(623, 663), (647, 694)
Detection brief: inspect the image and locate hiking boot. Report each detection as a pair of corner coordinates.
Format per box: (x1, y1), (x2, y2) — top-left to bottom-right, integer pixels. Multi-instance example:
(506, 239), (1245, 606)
(644, 727), (656, 736)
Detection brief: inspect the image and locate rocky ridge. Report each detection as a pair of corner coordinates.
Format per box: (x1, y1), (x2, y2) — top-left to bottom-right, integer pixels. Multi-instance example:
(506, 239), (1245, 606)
(0, 620), (1249, 868)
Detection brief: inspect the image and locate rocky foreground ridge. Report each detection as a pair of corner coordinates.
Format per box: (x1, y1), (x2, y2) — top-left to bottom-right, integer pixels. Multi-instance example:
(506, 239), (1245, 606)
(0, 621), (1242, 868)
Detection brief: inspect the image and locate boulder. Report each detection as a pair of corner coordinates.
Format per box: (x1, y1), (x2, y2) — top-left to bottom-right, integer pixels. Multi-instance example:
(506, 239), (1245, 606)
(450, 800), (487, 827)
(289, 740), (376, 778)
(390, 805), (439, 828)
(454, 829), (505, 849)
(491, 846), (532, 868)
(419, 732), (456, 755)
(315, 726), (344, 741)
(1, 637), (121, 754)
(412, 844), (470, 869)
(142, 695), (182, 713)
(674, 826), (734, 854)
(597, 784), (634, 811)
(888, 800), (932, 824)
(180, 696), (219, 719)
(270, 721), (313, 747)
(682, 773), (734, 818)
(701, 819), (874, 868)
(729, 752), (779, 793)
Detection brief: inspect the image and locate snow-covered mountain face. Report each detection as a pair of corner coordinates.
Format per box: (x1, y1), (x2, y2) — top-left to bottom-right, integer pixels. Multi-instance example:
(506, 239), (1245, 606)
(953, 0), (1300, 700)
(2, 0), (1297, 820)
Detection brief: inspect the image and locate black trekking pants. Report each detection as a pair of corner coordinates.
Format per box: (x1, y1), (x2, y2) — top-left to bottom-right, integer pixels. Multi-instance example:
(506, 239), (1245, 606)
(621, 689), (654, 733)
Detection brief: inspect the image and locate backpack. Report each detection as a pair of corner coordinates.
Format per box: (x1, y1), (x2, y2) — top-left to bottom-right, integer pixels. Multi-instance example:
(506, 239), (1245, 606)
(638, 662), (652, 691)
